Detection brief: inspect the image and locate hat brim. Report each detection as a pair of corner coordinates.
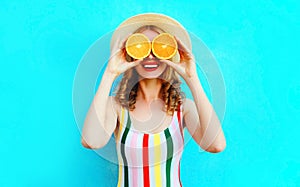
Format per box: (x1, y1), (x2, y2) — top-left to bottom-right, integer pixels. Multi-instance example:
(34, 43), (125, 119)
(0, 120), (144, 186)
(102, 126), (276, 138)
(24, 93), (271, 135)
(110, 13), (192, 52)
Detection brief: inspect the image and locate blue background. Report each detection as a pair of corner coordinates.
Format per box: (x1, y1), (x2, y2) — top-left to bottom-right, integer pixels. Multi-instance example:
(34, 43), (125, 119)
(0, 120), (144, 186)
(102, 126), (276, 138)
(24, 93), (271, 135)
(0, 0), (299, 186)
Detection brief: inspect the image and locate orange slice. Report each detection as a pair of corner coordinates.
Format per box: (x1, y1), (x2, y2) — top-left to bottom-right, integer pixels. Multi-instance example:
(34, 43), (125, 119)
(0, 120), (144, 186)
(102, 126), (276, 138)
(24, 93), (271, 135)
(152, 33), (178, 60)
(125, 33), (151, 59)
(170, 50), (180, 63)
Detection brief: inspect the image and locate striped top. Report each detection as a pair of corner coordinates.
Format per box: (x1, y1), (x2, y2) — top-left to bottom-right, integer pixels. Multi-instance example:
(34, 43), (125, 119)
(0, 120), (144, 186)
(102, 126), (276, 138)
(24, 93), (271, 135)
(114, 104), (184, 187)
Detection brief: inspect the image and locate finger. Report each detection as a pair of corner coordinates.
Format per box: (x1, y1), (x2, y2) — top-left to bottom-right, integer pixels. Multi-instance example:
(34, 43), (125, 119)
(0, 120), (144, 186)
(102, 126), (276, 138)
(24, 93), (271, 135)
(186, 68), (191, 78)
(128, 59), (142, 68)
(110, 47), (122, 59)
(119, 33), (132, 49)
(112, 37), (121, 53)
(160, 59), (176, 69)
(174, 36), (192, 54)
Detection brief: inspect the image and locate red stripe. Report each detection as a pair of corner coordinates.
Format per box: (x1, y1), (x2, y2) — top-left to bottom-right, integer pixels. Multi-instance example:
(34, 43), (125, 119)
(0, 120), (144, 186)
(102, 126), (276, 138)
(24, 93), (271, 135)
(179, 160), (182, 187)
(143, 134), (150, 187)
(178, 104), (183, 187)
(177, 104), (184, 139)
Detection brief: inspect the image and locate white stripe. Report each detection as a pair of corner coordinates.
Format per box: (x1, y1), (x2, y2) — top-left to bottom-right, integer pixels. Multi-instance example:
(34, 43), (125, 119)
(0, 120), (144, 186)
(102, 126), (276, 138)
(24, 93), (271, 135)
(160, 132), (167, 186)
(169, 114), (176, 187)
(172, 111), (183, 186)
(116, 127), (125, 186)
(125, 131), (133, 186)
(136, 133), (144, 186)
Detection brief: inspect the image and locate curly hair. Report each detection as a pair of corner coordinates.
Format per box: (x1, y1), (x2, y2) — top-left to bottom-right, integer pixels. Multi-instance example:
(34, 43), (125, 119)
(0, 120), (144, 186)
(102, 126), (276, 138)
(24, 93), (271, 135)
(113, 25), (186, 116)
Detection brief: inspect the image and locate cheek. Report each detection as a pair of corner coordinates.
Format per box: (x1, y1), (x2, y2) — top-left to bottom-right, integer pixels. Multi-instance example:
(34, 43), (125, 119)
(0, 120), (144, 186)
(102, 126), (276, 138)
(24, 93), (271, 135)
(134, 64), (143, 72)
(159, 63), (167, 71)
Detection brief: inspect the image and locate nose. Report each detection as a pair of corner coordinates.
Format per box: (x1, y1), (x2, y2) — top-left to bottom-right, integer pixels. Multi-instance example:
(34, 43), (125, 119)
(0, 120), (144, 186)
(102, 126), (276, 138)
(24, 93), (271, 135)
(148, 51), (155, 59)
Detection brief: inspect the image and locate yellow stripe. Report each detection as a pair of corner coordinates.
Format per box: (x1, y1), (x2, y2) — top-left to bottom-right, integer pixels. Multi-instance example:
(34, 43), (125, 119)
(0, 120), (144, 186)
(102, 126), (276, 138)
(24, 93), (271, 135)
(154, 133), (162, 186)
(117, 164), (122, 187)
(117, 107), (125, 187)
(116, 107), (125, 142)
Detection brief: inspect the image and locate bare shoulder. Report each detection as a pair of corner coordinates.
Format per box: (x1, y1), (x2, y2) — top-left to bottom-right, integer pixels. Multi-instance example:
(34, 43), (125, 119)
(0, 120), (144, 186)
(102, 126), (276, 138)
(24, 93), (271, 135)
(182, 98), (197, 117)
(181, 98), (196, 129)
(108, 96), (121, 120)
(108, 96), (121, 135)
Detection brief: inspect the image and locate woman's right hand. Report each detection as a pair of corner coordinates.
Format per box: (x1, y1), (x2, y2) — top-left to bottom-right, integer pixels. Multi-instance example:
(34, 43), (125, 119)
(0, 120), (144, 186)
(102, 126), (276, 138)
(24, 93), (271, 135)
(107, 36), (142, 77)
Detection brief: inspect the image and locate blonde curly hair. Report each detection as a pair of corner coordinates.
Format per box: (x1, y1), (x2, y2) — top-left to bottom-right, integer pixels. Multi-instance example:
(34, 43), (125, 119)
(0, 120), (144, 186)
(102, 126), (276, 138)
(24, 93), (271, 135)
(113, 25), (185, 116)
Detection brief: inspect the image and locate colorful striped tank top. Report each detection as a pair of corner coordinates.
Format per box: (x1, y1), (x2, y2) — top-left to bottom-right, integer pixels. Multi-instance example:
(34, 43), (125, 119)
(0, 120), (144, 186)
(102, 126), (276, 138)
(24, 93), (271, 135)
(114, 104), (184, 187)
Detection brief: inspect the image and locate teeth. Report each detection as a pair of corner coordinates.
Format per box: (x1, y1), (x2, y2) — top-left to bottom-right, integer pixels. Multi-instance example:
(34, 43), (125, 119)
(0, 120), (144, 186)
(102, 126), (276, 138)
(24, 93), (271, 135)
(143, 64), (158, 68)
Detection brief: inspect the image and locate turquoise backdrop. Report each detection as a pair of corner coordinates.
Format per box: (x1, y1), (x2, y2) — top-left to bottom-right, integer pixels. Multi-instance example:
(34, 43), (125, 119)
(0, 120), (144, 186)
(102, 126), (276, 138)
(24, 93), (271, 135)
(0, 0), (299, 186)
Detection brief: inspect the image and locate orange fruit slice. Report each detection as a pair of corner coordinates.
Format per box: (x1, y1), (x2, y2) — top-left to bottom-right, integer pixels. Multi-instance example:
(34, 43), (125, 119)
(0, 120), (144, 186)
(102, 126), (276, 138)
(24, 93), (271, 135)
(152, 33), (178, 60)
(170, 50), (180, 63)
(125, 33), (151, 59)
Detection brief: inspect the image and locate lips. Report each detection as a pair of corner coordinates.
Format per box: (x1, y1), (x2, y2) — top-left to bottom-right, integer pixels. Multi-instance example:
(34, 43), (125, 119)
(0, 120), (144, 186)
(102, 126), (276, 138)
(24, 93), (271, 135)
(141, 61), (159, 68)
(141, 60), (159, 70)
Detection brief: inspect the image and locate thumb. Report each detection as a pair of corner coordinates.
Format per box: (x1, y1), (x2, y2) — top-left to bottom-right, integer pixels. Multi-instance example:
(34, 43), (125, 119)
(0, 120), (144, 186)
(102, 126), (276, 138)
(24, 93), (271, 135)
(186, 68), (191, 77)
(128, 59), (142, 68)
(160, 59), (175, 68)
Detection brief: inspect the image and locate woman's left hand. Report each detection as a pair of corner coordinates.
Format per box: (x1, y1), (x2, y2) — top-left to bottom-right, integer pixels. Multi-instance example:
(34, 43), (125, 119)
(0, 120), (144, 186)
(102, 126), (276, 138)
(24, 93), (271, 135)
(160, 36), (197, 80)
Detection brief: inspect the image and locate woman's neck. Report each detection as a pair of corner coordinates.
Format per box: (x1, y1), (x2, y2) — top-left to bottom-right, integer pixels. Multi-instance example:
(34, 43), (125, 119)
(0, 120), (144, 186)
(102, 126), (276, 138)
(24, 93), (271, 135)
(137, 78), (162, 103)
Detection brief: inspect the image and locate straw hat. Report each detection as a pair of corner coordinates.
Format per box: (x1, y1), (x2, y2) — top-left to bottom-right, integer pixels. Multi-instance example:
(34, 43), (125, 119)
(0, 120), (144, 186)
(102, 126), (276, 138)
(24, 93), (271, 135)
(110, 13), (192, 52)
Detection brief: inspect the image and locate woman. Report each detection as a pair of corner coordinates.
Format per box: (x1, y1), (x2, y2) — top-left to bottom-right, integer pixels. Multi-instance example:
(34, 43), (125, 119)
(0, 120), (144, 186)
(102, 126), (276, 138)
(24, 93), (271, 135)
(81, 13), (226, 187)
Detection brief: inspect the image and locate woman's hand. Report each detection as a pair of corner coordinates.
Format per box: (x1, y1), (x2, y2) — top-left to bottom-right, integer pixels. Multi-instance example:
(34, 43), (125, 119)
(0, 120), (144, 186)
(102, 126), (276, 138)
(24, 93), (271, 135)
(160, 36), (197, 80)
(107, 35), (142, 77)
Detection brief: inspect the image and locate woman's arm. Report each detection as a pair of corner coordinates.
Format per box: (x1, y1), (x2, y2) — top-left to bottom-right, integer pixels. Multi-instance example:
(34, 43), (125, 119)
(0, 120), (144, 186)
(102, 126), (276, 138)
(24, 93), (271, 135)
(183, 76), (226, 153)
(160, 37), (226, 153)
(81, 70), (119, 149)
(81, 36), (141, 149)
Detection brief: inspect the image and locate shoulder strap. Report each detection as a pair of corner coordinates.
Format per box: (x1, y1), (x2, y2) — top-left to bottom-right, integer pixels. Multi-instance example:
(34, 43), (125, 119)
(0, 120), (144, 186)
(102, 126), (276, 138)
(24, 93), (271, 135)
(120, 106), (125, 127)
(115, 106), (123, 142)
(120, 106), (131, 128)
(116, 106), (131, 142)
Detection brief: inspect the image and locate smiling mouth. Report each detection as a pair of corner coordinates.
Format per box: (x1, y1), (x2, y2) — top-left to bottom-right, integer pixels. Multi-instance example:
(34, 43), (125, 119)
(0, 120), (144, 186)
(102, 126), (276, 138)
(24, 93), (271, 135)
(143, 64), (159, 68)
(141, 61), (160, 71)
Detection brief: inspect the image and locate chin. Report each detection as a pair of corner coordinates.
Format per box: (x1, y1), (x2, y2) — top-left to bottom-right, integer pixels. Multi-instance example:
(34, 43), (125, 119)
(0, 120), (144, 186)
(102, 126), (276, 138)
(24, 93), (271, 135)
(137, 71), (165, 80)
